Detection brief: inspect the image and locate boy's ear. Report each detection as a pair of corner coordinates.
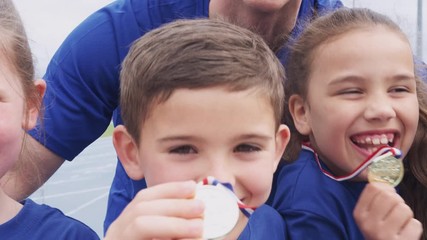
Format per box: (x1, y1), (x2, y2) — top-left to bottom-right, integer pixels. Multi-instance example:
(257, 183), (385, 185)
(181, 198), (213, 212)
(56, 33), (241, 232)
(113, 125), (145, 180)
(23, 79), (46, 130)
(288, 94), (312, 135)
(273, 124), (290, 170)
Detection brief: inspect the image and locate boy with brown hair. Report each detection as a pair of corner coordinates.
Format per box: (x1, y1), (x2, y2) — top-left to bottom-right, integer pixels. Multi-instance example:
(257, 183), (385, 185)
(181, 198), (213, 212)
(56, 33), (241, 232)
(106, 18), (290, 239)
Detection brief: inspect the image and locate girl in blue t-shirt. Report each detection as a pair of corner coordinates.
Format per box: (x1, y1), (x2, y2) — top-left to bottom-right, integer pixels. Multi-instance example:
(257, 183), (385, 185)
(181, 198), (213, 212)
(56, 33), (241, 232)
(271, 7), (425, 239)
(0, 1), (99, 239)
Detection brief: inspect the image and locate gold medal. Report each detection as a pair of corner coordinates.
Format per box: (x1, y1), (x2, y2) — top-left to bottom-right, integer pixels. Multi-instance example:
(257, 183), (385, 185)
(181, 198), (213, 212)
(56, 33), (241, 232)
(367, 153), (404, 187)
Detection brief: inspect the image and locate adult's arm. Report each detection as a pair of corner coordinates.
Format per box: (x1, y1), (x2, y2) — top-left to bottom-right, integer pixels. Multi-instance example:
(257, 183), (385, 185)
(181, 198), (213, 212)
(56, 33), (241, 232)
(0, 136), (64, 201)
(1, 2), (134, 199)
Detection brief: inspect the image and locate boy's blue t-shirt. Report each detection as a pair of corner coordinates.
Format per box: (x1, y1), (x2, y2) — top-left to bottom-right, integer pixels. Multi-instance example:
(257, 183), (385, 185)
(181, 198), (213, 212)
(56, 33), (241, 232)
(0, 199), (99, 240)
(268, 148), (366, 239)
(238, 204), (286, 239)
(28, 0), (343, 232)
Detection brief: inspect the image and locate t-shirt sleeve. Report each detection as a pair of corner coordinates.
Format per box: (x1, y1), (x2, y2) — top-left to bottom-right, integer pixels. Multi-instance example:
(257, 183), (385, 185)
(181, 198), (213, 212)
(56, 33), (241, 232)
(28, 4), (140, 160)
(316, 0), (344, 14)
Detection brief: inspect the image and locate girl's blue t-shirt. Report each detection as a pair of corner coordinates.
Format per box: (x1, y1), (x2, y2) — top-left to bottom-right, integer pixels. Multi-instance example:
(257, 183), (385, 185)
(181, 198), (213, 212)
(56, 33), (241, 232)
(0, 199), (99, 240)
(268, 148), (366, 239)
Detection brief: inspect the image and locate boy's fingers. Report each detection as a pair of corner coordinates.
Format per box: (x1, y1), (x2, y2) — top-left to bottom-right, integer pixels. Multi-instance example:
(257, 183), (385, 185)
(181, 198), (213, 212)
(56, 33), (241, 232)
(116, 216), (203, 240)
(133, 181), (198, 201)
(130, 198), (205, 219)
(132, 216), (203, 239)
(115, 181), (202, 228)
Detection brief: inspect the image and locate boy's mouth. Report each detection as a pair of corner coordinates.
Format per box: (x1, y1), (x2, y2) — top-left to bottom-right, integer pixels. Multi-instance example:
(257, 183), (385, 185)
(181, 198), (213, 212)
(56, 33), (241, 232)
(350, 133), (396, 154)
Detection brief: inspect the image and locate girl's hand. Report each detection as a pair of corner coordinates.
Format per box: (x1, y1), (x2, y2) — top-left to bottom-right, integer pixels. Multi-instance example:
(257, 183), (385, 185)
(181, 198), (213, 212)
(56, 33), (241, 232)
(105, 181), (204, 240)
(354, 182), (422, 240)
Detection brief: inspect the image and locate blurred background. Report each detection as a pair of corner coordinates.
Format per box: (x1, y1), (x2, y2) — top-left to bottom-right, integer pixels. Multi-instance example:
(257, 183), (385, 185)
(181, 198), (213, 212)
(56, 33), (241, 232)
(12, 0), (427, 238)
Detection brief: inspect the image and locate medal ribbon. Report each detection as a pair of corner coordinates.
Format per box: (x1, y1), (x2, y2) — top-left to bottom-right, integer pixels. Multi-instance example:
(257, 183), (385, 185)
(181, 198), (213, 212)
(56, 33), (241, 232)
(302, 144), (402, 182)
(200, 176), (256, 218)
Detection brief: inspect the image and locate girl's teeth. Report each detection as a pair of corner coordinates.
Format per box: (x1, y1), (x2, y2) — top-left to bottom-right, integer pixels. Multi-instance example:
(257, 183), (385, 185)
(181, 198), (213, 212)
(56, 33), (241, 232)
(353, 134), (395, 147)
(359, 135), (392, 145)
(380, 135), (388, 144)
(372, 138), (380, 145)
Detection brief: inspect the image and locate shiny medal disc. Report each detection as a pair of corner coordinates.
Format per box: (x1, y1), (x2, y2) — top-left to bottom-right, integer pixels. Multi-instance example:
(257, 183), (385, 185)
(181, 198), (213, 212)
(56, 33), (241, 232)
(195, 184), (239, 239)
(368, 153), (404, 187)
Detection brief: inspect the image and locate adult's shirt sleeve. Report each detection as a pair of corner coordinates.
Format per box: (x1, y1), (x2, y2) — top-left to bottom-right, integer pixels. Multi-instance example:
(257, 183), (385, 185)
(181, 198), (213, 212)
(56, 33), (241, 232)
(29, 2), (141, 160)
(316, 0), (344, 15)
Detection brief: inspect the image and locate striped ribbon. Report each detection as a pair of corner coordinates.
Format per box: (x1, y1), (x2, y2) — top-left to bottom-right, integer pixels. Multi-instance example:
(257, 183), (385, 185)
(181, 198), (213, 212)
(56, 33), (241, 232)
(302, 144), (402, 182)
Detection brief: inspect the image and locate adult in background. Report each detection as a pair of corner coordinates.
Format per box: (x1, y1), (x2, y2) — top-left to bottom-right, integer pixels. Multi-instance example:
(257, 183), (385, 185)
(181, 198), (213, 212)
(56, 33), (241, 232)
(1, 0), (343, 234)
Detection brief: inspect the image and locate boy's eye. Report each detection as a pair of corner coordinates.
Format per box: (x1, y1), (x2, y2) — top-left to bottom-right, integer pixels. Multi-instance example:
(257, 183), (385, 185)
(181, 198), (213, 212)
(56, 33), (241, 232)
(169, 145), (197, 154)
(234, 144), (261, 153)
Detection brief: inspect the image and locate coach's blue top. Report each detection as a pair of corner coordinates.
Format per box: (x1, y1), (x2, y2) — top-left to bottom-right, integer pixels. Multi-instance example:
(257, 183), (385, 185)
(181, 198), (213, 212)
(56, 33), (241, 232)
(29, 0), (343, 232)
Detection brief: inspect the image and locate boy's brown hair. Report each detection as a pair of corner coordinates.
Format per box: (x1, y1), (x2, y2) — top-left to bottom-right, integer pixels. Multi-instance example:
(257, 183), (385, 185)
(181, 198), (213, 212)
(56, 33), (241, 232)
(120, 18), (286, 143)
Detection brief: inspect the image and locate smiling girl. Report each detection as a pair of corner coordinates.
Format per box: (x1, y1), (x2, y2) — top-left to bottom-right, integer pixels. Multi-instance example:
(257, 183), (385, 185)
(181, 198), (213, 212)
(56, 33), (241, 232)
(269, 7), (425, 239)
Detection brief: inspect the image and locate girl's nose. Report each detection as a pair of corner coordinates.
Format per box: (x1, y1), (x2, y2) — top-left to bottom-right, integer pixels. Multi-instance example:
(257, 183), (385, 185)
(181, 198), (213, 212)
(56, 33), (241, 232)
(364, 95), (396, 122)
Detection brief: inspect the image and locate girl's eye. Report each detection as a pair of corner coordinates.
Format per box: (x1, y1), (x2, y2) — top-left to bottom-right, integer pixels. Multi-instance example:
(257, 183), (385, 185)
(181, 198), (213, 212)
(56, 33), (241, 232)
(339, 88), (363, 95)
(234, 144), (261, 153)
(169, 145), (197, 154)
(390, 86), (410, 93)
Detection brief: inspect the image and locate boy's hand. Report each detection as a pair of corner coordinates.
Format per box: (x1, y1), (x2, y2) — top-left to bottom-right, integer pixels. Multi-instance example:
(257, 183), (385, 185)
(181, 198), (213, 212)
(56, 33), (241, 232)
(104, 181), (204, 240)
(354, 182), (422, 240)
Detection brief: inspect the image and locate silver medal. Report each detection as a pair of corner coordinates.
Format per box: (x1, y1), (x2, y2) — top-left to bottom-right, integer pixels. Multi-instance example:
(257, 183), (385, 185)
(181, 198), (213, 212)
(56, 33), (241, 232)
(195, 184), (239, 239)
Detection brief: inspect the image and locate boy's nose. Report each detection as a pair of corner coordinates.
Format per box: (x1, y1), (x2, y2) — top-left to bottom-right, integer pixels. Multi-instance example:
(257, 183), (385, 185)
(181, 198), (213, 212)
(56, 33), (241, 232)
(204, 161), (235, 186)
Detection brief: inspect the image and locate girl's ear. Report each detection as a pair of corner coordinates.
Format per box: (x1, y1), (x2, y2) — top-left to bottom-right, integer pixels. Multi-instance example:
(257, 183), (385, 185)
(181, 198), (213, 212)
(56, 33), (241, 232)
(273, 124), (290, 170)
(23, 79), (46, 130)
(288, 94), (312, 135)
(112, 125), (145, 180)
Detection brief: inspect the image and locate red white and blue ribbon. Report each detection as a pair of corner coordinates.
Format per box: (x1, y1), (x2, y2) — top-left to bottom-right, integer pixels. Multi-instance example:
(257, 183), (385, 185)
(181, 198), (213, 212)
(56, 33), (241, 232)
(302, 144), (402, 182)
(200, 176), (256, 218)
